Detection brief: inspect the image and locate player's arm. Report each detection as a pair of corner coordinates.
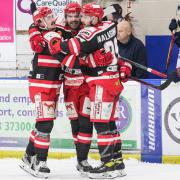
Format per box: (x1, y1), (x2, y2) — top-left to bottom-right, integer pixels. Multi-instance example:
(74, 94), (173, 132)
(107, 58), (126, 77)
(47, 28), (98, 56)
(169, 19), (180, 47)
(118, 58), (132, 82)
(28, 24), (45, 53)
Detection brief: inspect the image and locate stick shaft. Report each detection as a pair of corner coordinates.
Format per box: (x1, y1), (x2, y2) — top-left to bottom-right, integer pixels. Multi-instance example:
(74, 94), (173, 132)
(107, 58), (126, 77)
(165, 34), (175, 73)
(120, 56), (167, 78)
(129, 76), (172, 90)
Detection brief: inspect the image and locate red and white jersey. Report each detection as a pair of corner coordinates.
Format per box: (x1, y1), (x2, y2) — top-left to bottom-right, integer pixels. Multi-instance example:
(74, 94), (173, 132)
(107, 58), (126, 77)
(60, 21), (119, 68)
(28, 24), (66, 93)
(52, 24), (83, 71)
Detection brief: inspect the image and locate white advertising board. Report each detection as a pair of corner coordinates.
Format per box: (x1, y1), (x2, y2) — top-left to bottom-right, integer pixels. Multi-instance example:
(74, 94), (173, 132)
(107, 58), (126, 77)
(162, 82), (180, 155)
(16, 0), (81, 30)
(0, 80), (140, 150)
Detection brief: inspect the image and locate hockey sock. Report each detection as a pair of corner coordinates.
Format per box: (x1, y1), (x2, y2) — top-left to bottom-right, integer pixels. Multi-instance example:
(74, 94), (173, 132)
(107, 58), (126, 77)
(70, 119), (79, 145)
(94, 122), (114, 163)
(34, 121), (54, 161)
(76, 115), (93, 162)
(26, 129), (36, 156)
(109, 122), (122, 160)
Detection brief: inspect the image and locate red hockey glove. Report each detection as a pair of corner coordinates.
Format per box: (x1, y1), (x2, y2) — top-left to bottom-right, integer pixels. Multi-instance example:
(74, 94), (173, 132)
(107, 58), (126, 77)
(119, 59), (132, 82)
(43, 31), (62, 55)
(29, 27), (45, 53)
(93, 49), (113, 66)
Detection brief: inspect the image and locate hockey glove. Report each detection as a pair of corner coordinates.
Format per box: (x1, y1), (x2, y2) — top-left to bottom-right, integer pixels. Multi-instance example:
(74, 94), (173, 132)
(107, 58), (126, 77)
(169, 18), (177, 32)
(167, 67), (180, 83)
(93, 49), (113, 66)
(119, 59), (132, 82)
(43, 31), (62, 55)
(29, 27), (45, 53)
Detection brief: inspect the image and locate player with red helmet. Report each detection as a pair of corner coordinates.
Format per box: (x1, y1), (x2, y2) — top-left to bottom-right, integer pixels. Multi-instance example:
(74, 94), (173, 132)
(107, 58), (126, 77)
(20, 2), (93, 178)
(56, 2), (94, 175)
(47, 2), (131, 179)
(19, 6), (73, 178)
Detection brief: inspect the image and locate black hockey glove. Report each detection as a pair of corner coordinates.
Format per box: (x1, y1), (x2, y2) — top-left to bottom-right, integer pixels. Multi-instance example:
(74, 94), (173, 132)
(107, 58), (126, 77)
(167, 67), (180, 83)
(169, 18), (177, 32)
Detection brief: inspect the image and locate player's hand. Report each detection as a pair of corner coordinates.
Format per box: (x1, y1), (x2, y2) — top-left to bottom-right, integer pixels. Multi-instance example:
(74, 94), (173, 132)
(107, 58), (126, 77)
(169, 18), (177, 32)
(93, 49), (113, 66)
(119, 60), (132, 82)
(43, 31), (62, 55)
(29, 27), (45, 53)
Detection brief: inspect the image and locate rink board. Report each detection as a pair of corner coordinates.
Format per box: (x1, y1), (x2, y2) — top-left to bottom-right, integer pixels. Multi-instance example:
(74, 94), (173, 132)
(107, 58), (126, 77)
(0, 79), (140, 151)
(141, 79), (180, 163)
(0, 79), (180, 164)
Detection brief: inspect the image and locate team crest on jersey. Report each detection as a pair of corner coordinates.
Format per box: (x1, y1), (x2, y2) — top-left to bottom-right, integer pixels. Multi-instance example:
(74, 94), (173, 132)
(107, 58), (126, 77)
(78, 27), (97, 40)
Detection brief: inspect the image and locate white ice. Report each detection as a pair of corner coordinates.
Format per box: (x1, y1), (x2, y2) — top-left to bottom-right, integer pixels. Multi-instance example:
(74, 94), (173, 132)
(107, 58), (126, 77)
(0, 158), (180, 180)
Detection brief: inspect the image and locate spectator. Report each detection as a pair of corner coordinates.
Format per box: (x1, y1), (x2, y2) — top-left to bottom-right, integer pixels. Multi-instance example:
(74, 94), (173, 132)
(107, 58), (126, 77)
(117, 20), (148, 79)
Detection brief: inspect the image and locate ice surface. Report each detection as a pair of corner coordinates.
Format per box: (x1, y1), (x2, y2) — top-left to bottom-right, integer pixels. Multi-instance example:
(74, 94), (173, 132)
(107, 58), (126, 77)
(0, 158), (180, 180)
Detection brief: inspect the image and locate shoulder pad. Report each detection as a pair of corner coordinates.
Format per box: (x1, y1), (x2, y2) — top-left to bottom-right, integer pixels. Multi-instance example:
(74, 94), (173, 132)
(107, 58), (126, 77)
(98, 21), (116, 29)
(77, 27), (99, 41)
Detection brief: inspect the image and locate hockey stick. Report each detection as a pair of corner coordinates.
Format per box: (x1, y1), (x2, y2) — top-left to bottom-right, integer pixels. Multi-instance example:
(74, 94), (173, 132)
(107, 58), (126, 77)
(120, 56), (167, 78)
(129, 76), (172, 90)
(164, 33), (175, 74)
(30, 0), (37, 14)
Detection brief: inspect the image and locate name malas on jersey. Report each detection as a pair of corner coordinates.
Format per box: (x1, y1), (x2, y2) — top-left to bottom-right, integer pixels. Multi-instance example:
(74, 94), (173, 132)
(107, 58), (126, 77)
(97, 27), (116, 43)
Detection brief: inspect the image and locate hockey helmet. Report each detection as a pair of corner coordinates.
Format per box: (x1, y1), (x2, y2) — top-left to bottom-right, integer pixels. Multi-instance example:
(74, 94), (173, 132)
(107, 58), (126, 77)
(64, 2), (81, 14)
(81, 3), (104, 20)
(33, 6), (53, 25)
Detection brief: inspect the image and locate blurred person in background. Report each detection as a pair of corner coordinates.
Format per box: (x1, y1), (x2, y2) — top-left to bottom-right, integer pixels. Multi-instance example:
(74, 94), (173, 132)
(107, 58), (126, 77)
(168, 8), (180, 83)
(117, 20), (148, 79)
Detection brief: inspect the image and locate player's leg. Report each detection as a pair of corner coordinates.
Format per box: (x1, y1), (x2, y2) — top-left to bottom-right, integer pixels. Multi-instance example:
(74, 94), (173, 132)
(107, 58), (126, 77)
(109, 121), (126, 177)
(32, 120), (53, 176)
(77, 82), (93, 174)
(87, 83), (116, 179)
(32, 91), (59, 178)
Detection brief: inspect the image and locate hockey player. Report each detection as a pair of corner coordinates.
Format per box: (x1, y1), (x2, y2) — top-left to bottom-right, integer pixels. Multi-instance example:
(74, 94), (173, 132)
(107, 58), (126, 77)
(169, 18), (180, 47)
(22, 2), (93, 176)
(19, 6), (71, 178)
(47, 3), (131, 179)
(58, 2), (94, 174)
(168, 4), (180, 83)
